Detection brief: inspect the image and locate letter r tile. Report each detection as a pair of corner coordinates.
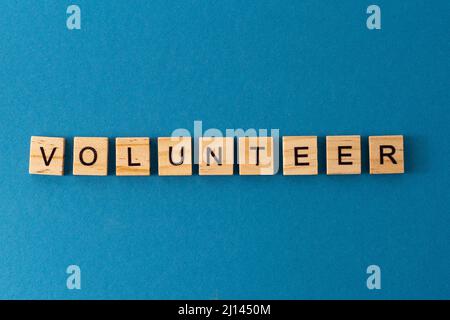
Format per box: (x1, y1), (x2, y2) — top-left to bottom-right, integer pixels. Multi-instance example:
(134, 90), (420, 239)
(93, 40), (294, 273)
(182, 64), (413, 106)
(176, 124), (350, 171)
(369, 135), (404, 174)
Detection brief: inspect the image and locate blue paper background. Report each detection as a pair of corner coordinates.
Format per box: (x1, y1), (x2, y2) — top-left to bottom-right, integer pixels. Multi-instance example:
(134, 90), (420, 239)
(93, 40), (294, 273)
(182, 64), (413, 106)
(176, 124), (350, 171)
(0, 1), (449, 299)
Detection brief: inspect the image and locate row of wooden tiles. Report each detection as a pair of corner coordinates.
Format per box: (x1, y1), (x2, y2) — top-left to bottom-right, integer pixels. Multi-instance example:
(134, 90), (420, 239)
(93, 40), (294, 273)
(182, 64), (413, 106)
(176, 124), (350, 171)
(29, 135), (404, 176)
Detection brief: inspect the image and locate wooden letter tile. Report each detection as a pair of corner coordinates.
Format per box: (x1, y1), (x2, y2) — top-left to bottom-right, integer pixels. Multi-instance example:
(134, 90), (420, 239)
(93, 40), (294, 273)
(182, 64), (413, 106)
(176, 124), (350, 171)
(199, 137), (234, 175)
(282, 136), (318, 175)
(73, 137), (108, 176)
(369, 135), (404, 174)
(238, 137), (275, 175)
(158, 137), (192, 176)
(116, 138), (150, 176)
(326, 135), (361, 175)
(29, 136), (65, 175)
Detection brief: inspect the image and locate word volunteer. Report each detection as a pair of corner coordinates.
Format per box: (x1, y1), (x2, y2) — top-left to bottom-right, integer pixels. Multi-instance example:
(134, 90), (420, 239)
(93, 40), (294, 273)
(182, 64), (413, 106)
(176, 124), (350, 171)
(28, 135), (404, 176)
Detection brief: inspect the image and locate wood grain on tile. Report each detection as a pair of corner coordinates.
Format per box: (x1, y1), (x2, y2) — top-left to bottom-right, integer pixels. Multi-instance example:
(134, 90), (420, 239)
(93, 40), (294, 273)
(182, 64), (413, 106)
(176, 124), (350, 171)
(369, 135), (404, 174)
(158, 137), (192, 176)
(116, 137), (150, 176)
(73, 137), (108, 176)
(282, 136), (318, 175)
(238, 137), (275, 175)
(326, 135), (361, 175)
(29, 136), (65, 175)
(199, 137), (234, 175)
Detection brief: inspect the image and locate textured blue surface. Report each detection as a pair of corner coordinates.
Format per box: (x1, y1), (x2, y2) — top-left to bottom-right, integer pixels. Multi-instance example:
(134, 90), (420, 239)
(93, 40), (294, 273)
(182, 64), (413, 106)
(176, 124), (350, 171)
(0, 1), (449, 299)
